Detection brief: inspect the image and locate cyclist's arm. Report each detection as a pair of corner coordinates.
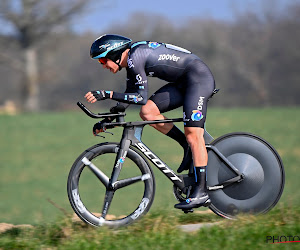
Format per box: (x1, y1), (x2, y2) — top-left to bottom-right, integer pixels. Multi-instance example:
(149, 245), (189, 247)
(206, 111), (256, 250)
(85, 87), (146, 105)
(85, 80), (146, 105)
(111, 91), (146, 105)
(110, 69), (148, 105)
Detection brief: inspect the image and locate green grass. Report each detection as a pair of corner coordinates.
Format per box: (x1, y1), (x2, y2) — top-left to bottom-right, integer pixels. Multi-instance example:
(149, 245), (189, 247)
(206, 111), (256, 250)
(0, 107), (299, 226)
(1, 205), (299, 249)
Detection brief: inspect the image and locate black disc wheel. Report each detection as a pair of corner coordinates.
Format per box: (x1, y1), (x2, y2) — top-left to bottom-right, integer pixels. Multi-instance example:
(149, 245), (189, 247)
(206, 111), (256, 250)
(207, 133), (285, 219)
(67, 143), (155, 228)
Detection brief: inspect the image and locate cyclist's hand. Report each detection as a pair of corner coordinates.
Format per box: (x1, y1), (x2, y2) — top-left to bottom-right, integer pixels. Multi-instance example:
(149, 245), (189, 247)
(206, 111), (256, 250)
(85, 90), (112, 103)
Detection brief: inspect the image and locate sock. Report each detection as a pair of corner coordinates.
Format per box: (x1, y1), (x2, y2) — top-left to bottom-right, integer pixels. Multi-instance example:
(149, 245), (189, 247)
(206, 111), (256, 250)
(191, 166), (207, 197)
(167, 125), (193, 173)
(166, 125), (188, 149)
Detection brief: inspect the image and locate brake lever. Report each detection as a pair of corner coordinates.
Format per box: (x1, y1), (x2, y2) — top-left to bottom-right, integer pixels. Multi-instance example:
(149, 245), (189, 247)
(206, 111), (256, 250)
(102, 124), (114, 136)
(95, 134), (105, 138)
(104, 131), (114, 135)
(94, 129), (113, 138)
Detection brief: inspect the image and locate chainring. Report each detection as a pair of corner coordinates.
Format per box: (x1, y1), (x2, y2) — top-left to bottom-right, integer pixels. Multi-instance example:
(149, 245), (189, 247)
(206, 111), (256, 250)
(173, 185), (193, 202)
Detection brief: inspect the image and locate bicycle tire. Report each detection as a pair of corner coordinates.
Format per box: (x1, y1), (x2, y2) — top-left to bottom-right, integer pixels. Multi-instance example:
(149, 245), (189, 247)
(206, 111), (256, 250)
(207, 132), (285, 219)
(67, 142), (155, 228)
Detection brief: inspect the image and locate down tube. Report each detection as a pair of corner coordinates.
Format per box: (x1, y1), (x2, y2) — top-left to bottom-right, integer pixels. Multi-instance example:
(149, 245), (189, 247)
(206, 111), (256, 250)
(133, 142), (185, 189)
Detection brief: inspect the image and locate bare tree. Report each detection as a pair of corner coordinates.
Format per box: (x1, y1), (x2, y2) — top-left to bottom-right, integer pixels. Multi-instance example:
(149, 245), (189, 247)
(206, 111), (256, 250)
(0, 0), (94, 111)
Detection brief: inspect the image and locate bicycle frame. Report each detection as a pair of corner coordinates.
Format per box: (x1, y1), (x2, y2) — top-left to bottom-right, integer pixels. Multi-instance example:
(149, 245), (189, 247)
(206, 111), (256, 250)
(106, 119), (244, 193)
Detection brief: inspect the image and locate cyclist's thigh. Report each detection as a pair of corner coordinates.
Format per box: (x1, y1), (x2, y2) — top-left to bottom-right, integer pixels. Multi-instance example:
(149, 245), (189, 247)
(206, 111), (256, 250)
(183, 60), (215, 128)
(149, 83), (184, 113)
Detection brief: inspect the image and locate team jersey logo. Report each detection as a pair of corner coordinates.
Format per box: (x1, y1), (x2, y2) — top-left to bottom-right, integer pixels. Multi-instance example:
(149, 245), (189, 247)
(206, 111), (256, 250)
(191, 110), (203, 121)
(127, 58), (135, 68)
(135, 74), (147, 85)
(197, 96), (205, 110)
(158, 54), (180, 62)
(183, 112), (189, 122)
(148, 42), (161, 49)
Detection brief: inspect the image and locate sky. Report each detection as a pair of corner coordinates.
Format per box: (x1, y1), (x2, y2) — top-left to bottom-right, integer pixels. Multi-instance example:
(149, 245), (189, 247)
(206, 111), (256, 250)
(73, 0), (294, 33)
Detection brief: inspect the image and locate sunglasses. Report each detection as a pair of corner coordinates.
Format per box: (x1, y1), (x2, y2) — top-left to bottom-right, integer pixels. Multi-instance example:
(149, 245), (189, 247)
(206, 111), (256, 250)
(98, 58), (108, 64)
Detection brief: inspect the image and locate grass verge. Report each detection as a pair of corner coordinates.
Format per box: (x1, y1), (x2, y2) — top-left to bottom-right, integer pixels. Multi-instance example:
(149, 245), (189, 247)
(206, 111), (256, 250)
(1, 205), (299, 249)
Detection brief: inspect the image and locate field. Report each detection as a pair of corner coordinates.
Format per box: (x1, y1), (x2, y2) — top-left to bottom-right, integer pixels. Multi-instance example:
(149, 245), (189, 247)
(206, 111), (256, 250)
(0, 107), (299, 248)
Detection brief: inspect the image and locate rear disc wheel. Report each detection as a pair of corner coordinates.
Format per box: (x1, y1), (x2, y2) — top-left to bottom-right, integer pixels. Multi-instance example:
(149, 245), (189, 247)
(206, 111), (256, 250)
(207, 133), (285, 219)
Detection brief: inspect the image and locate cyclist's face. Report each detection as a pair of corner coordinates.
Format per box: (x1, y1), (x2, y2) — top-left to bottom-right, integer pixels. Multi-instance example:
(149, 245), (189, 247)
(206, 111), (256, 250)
(98, 58), (119, 74)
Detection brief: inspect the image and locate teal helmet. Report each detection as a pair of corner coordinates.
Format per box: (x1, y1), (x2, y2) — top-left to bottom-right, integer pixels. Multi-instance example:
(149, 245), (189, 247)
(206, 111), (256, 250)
(90, 34), (132, 63)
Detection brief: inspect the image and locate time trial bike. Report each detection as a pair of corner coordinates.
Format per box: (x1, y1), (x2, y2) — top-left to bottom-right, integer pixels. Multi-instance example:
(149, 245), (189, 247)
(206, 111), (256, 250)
(67, 102), (285, 228)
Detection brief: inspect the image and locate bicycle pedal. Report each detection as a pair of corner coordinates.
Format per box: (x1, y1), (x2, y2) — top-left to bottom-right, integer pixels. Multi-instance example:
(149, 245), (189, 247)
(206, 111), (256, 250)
(182, 209), (194, 214)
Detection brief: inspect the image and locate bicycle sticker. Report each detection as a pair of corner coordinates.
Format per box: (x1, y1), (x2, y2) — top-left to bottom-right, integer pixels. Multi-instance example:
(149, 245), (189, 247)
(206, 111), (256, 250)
(72, 188), (87, 213)
(135, 142), (182, 182)
(115, 152), (127, 169)
(131, 198), (149, 220)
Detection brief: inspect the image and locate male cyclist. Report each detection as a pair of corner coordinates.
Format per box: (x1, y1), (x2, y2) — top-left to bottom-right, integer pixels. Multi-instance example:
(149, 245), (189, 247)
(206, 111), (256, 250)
(85, 34), (216, 210)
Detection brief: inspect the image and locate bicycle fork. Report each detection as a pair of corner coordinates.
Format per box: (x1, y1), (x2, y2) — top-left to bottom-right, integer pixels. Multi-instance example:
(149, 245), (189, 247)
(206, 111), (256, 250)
(99, 133), (130, 219)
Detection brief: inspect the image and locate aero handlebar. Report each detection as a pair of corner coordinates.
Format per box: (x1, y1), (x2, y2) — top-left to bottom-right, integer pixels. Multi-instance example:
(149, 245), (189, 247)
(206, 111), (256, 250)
(77, 102), (126, 119)
(77, 101), (183, 126)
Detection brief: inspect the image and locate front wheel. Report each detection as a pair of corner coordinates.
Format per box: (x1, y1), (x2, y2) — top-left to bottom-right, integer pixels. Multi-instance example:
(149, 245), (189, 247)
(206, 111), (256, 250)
(207, 133), (285, 219)
(67, 143), (155, 228)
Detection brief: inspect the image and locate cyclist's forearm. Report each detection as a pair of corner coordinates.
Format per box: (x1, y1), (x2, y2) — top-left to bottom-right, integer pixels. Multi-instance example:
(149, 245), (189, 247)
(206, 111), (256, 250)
(111, 91), (147, 105)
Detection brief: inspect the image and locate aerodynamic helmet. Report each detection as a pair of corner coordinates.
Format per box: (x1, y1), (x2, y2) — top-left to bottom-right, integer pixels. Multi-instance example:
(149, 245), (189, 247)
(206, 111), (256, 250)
(90, 34), (132, 63)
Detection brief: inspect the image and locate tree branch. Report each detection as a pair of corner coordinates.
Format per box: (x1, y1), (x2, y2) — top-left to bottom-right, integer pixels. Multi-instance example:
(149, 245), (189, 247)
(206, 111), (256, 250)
(0, 0), (92, 46)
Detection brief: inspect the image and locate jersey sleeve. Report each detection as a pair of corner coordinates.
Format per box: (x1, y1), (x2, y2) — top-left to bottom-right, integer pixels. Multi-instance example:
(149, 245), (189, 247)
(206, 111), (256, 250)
(111, 50), (148, 105)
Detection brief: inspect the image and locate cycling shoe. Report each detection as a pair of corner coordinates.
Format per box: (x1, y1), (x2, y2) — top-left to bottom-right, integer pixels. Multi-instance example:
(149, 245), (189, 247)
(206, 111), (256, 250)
(174, 193), (211, 210)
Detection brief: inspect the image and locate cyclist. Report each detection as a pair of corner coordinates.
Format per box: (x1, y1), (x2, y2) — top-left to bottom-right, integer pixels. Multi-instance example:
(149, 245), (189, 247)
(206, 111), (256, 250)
(85, 34), (216, 210)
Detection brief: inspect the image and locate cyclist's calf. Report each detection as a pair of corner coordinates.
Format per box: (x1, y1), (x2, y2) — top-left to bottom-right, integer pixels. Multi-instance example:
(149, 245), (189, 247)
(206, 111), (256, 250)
(184, 127), (207, 167)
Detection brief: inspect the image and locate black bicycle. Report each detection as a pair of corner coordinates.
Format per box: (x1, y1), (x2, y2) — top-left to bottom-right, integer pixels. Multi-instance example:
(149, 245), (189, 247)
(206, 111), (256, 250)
(67, 102), (285, 228)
